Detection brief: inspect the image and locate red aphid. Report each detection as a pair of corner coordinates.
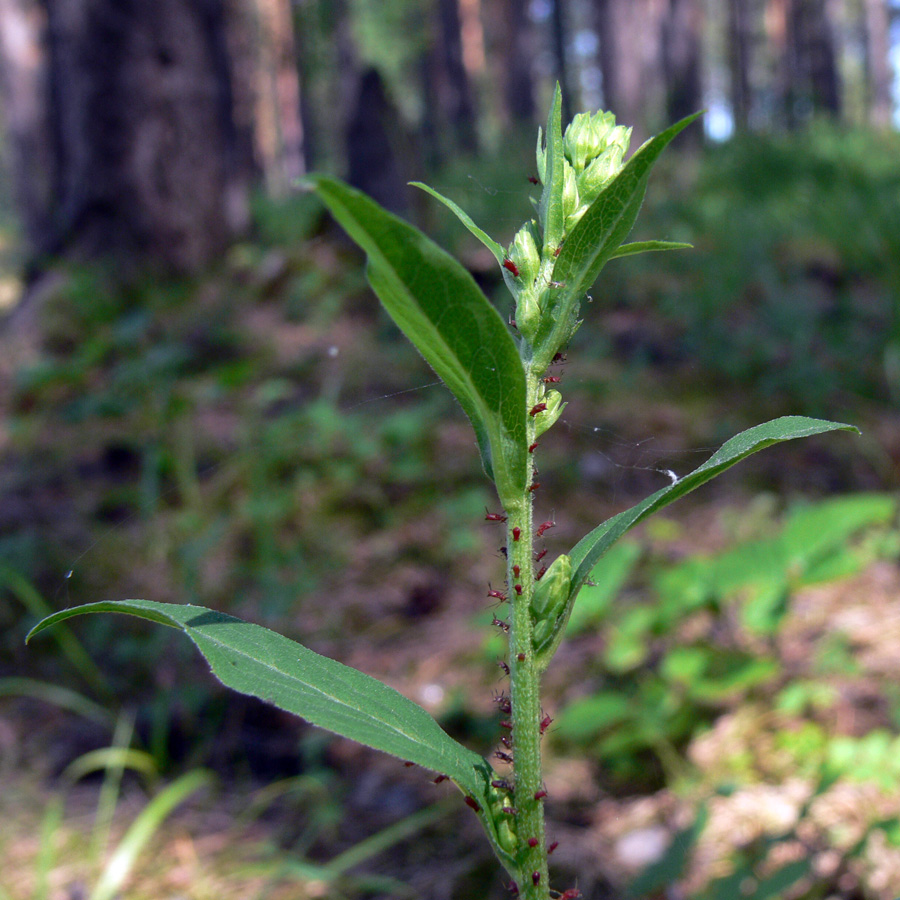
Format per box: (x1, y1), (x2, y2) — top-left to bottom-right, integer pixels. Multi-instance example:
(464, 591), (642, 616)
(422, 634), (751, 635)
(404, 761), (415, 767)
(488, 587), (508, 601)
(535, 565), (547, 580)
(464, 796), (481, 812)
(500, 719), (513, 730)
(433, 774), (448, 784)
(552, 352), (566, 363)
(554, 245), (562, 257)
(495, 750), (513, 763)
(485, 510), (507, 523)
(527, 837), (539, 848)
(559, 890), (581, 900)
(498, 660), (510, 676)
(500, 735), (513, 748)
(494, 694), (512, 714)
(517, 652), (526, 661)
(543, 375), (561, 383)
(528, 482), (541, 492)
(540, 714), (553, 734)
(507, 881), (520, 897)
(492, 616), (510, 633)
(548, 841), (559, 855)
(532, 872), (541, 886)
(528, 175), (540, 185)
(514, 584), (523, 595)
(534, 789), (548, 800)
(534, 548), (547, 562)
(512, 527), (522, 542)
(492, 778), (511, 790)
(529, 402), (547, 417)
(536, 518), (555, 538)
(503, 258), (520, 277)
(513, 565), (520, 578)
(499, 546), (508, 558)
(501, 806), (518, 815)
(528, 441), (539, 453)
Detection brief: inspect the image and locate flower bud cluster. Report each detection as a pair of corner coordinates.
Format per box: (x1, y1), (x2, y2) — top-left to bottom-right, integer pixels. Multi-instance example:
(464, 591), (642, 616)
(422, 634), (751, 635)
(560, 111), (631, 232)
(529, 554), (572, 652)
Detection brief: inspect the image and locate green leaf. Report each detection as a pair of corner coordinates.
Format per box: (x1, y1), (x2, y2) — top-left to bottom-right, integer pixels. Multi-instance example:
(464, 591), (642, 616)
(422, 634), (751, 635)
(27, 600), (492, 800)
(410, 182), (505, 264)
(534, 112), (702, 369)
(538, 83), (566, 255)
(608, 240), (693, 260)
(569, 417), (857, 593)
(309, 175), (528, 506)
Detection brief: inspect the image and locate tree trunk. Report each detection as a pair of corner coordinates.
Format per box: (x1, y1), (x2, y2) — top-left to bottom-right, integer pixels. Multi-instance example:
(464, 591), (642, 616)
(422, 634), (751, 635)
(0, 0), (255, 275)
(436, 0), (478, 153)
(345, 68), (408, 215)
(496, 0), (536, 125)
(662, 0), (703, 132)
(783, 0), (840, 123)
(253, 0), (305, 194)
(550, 0), (574, 123)
(862, 0), (891, 127)
(595, 0), (666, 141)
(728, 0), (753, 129)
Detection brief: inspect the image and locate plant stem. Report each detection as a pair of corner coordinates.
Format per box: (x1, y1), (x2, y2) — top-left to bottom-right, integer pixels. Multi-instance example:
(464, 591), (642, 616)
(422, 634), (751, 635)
(506, 366), (549, 898)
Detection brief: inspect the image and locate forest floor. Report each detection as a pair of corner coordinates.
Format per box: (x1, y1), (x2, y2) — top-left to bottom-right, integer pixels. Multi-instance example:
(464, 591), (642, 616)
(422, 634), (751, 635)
(3, 219), (900, 898)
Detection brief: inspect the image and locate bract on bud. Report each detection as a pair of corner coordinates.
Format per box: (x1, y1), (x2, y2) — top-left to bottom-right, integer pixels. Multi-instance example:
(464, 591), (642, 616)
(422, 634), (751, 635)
(563, 110), (617, 173)
(577, 124), (632, 207)
(509, 222), (540, 286)
(533, 390), (565, 437)
(515, 288), (541, 341)
(561, 161), (579, 224)
(530, 554), (572, 620)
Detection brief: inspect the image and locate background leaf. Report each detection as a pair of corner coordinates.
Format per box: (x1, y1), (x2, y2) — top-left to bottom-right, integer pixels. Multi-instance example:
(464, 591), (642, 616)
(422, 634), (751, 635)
(568, 417), (857, 604)
(27, 600), (492, 800)
(310, 175), (528, 506)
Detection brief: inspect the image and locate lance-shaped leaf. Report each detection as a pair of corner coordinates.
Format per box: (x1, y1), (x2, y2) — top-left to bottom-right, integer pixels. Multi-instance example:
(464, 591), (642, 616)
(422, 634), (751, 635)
(410, 182), (505, 265)
(533, 112), (702, 370)
(608, 240), (693, 260)
(27, 600), (492, 797)
(538, 83), (566, 256)
(534, 417), (857, 668)
(310, 176), (528, 507)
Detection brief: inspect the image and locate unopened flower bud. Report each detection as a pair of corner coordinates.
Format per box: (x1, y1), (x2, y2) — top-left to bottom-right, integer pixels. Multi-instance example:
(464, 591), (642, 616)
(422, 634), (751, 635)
(533, 389), (565, 437)
(563, 110), (616, 172)
(509, 222), (540, 286)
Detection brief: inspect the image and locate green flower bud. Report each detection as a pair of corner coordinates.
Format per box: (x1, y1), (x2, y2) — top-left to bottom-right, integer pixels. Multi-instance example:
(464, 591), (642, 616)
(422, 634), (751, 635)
(530, 554), (572, 621)
(509, 222), (541, 286)
(577, 124), (632, 206)
(533, 390), (565, 438)
(497, 819), (518, 853)
(563, 110), (616, 173)
(531, 617), (554, 651)
(561, 160), (579, 224)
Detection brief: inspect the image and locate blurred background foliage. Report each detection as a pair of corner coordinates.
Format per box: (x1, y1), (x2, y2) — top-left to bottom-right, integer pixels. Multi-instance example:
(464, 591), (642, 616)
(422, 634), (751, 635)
(2, 0), (900, 898)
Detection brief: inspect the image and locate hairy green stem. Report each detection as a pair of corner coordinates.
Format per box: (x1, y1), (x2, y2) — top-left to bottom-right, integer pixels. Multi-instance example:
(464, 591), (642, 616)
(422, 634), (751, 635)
(506, 366), (549, 898)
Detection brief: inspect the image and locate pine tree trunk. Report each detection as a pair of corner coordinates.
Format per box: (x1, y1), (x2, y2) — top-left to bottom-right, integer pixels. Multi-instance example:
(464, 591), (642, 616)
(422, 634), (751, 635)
(728, 0), (753, 129)
(0, 0), (256, 275)
(862, 0), (891, 127)
(662, 0), (703, 132)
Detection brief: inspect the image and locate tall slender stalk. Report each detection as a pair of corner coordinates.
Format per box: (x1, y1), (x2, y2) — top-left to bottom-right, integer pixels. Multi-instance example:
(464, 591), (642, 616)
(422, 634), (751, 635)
(506, 367), (548, 897)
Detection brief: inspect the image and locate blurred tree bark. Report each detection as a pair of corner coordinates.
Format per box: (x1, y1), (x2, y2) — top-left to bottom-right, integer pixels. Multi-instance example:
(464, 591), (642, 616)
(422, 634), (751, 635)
(0, 0), (256, 276)
(862, 0), (891, 127)
(494, 0), (536, 125)
(346, 68), (408, 215)
(550, 0), (573, 122)
(661, 0), (703, 134)
(728, 0), (753, 129)
(253, 0), (305, 194)
(594, 0), (666, 141)
(435, 0), (478, 153)
(772, 0), (840, 125)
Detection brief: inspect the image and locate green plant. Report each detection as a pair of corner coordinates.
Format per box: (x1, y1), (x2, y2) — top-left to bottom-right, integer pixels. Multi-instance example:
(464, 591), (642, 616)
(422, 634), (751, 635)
(553, 493), (896, 788)
(27, 88), (856, 897)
